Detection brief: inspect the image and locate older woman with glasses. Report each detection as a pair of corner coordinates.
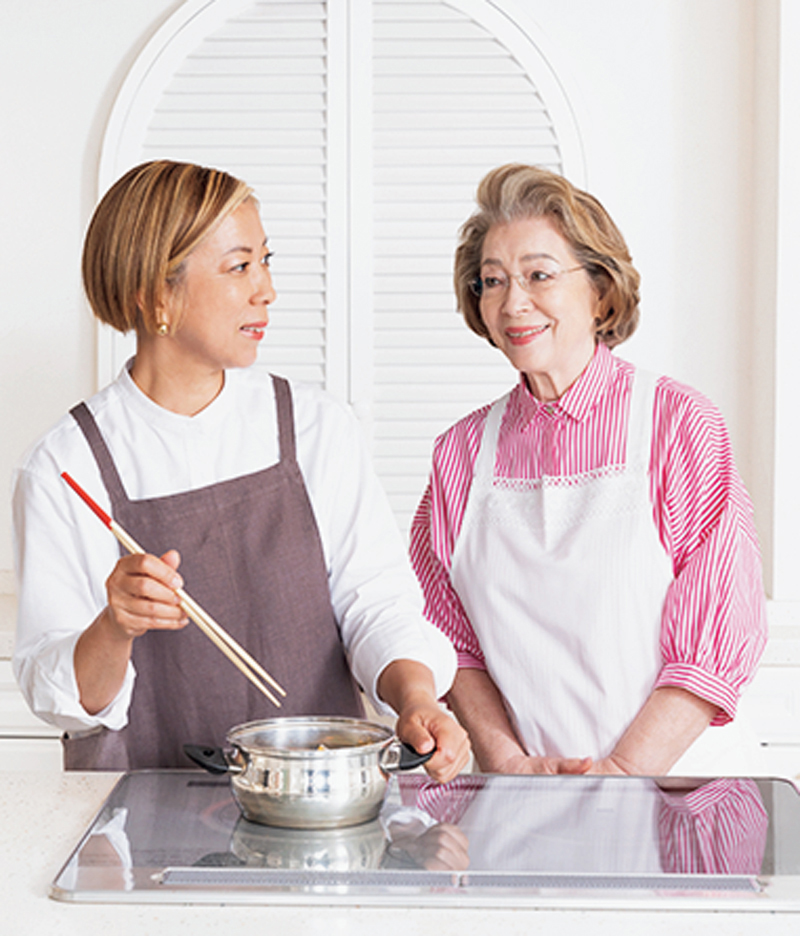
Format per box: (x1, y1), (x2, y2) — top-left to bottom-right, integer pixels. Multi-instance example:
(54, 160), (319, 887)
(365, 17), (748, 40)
(410, 164), (766, 775)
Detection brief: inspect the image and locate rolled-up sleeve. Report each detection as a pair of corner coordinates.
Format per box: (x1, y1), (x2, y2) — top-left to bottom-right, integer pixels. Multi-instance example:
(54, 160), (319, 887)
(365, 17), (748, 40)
(12, 457), (134, 732)
(652, 381), (767, 723)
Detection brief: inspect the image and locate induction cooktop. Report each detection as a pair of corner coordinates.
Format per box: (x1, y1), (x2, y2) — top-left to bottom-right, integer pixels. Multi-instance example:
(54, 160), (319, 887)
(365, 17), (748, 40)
(51, 771), (800, 909)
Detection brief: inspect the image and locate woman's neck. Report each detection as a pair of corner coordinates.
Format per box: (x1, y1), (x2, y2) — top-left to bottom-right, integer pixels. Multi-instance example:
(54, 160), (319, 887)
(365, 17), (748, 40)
(523, 342), (596, 403)
(130, 334), (224, 416)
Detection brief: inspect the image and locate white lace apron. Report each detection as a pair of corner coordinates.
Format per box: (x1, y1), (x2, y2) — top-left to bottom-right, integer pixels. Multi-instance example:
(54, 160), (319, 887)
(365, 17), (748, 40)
(450, 369), (674, 759)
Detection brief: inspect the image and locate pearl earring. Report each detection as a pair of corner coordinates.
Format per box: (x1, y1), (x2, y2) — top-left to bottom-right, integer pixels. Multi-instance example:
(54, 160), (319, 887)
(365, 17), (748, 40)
(157, 322), (169, 336)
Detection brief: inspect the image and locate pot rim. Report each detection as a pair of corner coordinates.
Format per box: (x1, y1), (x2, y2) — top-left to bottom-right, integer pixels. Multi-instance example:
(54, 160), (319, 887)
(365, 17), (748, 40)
(226, 715), (395, 759)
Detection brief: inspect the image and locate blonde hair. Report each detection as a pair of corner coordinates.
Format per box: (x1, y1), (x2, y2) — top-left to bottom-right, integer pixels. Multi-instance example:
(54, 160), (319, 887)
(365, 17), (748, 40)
(82, 160), (253, 334)
(454, 164), (640, 348)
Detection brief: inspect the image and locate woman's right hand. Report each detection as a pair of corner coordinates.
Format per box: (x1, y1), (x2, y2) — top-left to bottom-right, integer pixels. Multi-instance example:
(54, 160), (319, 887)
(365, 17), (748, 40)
(446, 668), (593, 775)
(75, 549), (188, 715)
(104, 549), (189, 641)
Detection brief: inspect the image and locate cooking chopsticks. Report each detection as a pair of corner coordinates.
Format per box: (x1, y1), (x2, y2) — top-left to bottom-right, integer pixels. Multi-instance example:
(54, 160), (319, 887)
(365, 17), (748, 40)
(61, 471), (286, 708)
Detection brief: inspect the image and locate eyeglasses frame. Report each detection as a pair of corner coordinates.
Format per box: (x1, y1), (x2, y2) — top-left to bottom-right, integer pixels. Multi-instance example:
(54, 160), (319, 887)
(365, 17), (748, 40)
(470, 264), (585, 299)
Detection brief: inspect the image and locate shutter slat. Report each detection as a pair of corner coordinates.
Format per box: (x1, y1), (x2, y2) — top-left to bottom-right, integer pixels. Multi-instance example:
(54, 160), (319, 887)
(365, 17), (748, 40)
(141, 145), (326, 166)
(181, 54), (325, 73)
(375, 92), (545, 112)
(214, 22), (326, 39)
(375, 332), (489, 351)
(374, 2), (466, 22)
(375, 128), (556, 148)
(193, 39), (327, 56)
(374, 382), (511, 403)
(261, 309), (324, 327)
(150, 111), (325, 129)
(157, 93), (326, 112)
(374, 144), (559, 166)
(236, 2), (326, 18)
(374, 75), (530, 93)
(170, 75), (325, 92)
(373, 22), (486, 40)
(146, 128), (326, 144)
(374, 109), (550, 130)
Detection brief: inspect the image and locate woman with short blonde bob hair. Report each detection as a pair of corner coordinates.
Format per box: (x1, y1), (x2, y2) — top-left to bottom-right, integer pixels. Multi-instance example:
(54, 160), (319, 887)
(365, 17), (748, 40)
(82, 160), (252, 335)
(411, 163), (766, 778)
(13, 159), (469, 778)
(454, 164), (640, 350)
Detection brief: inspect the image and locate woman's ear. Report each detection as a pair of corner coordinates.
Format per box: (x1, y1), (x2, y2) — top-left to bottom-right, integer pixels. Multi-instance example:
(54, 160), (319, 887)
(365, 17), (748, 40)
(588, 270), (611, 326)
(139, 282), (180, 335)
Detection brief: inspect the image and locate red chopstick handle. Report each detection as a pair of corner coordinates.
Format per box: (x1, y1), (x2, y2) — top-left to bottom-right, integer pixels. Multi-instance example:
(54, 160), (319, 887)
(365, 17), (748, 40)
(61, 471), (113, 528)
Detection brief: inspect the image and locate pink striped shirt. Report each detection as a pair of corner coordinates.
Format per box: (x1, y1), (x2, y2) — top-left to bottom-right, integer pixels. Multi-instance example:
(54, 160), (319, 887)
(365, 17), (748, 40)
(409, 344), (767, 725)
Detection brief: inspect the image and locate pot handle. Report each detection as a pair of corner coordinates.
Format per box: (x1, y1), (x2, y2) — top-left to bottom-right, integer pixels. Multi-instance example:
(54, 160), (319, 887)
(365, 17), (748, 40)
(183, 743), (243, 776)
(379, 739), (435, 774)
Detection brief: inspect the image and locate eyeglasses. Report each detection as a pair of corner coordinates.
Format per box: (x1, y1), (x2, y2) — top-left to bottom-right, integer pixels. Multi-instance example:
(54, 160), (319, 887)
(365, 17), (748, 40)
(470, 264), (584, 301)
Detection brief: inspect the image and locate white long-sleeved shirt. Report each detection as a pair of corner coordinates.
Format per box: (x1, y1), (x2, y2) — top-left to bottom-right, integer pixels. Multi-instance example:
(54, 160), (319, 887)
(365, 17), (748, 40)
(13, 362), (456, 733)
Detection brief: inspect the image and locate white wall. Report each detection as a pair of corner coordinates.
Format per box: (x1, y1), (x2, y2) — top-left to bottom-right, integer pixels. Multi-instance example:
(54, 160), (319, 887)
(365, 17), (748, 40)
(521, 0), (768, 506)
(0, 0), (779, 588)
(0, 0), (185, 578)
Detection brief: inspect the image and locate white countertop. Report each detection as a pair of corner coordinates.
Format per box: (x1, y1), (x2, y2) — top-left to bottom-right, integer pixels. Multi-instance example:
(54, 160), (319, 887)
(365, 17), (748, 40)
(2, 771), (800, 935)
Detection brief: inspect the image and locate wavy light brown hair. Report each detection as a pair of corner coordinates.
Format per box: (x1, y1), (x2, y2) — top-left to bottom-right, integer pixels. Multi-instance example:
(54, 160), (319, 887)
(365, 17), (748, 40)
(82, 160), (253, 334)
(454, 164), (640, 348)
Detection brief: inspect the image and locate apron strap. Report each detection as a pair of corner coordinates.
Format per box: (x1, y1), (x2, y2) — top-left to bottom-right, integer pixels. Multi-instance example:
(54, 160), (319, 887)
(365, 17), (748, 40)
(270, 375), (296, 464)
(69, 402), (129, 503)
(473, 392), (512, 487)
(450, 392), (511, 572)
(626, 368), (658, 471)
(71, 378), (297, 501)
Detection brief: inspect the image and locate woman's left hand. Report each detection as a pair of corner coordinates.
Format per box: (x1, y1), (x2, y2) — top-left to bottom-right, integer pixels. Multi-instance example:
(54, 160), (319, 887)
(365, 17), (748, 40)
(588, 688), (720, 776)
(377, 659), (471, 783)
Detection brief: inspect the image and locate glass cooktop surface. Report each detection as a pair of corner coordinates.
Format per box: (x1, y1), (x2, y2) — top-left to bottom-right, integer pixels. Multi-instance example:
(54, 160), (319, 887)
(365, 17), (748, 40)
(51, 771), (800, 908)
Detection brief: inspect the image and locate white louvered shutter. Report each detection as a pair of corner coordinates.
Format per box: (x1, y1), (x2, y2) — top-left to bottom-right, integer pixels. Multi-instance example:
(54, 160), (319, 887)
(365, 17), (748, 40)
(100, 0), (336, 391)
(99, 0), (584, 535)
(370, 0), (577, 528)
(148, 5), (330, 387)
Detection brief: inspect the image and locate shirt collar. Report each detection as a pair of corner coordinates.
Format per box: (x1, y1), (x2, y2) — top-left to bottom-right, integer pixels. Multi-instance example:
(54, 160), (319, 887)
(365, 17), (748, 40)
(117, 357), (237, 433)
(508, 343), (616, 428)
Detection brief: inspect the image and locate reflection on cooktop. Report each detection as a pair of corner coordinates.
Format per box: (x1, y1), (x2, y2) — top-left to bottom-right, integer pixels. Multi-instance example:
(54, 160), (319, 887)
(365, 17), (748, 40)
(51, 771), (800, 907)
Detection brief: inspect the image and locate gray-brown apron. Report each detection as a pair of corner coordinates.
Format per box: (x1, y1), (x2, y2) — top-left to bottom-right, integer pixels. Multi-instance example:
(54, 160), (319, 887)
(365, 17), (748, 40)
(63, 375), (364, 770)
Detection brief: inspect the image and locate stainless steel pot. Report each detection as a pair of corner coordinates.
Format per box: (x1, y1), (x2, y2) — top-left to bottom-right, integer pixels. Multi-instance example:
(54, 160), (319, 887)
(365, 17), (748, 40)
(184, 716), (433, 829)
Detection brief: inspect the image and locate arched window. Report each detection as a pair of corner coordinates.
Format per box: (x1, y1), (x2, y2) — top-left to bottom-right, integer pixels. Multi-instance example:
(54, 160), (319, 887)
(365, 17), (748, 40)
(99, 0), (584, 531)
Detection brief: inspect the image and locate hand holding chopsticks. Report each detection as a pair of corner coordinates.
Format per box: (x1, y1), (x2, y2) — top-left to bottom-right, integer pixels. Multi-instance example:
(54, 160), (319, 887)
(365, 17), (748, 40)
(61, 471), (286, 708)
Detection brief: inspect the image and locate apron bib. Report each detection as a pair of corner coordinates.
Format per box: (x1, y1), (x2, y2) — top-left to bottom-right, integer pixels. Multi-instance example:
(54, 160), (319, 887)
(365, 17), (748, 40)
(64, 375), (363, 770)
(451, 369), (673, 759)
